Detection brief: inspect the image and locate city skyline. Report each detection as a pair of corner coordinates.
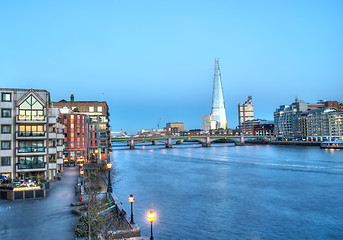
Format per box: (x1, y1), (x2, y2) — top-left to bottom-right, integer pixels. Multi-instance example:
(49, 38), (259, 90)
(1, 1), (342, 133)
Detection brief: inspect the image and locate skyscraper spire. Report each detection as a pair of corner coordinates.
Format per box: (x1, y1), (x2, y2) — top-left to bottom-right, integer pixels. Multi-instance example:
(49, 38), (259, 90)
(211, 57), (227, 129)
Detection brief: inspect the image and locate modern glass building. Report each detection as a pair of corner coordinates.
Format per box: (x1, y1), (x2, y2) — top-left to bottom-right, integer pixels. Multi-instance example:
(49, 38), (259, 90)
(211, 58), (227, 129)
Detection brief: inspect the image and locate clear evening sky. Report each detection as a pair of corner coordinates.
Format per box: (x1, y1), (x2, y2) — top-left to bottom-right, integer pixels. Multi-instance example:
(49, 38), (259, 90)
(1, 1), (342, 134)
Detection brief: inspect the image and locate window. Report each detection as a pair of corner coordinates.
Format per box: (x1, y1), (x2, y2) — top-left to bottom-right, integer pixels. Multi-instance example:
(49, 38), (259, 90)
(99, 124), (107, 130)
(71, 124), (74, 129)
(18, 125), (44, 137)
(1, 125), (11, 134)
(18, 95), (44, 121)
(71, 142), (74, 147)
(18, 156), (44, 169)
(1, 93), (11, 102)
(1, 109), (11, 118)
(77, 115), (80, 120)
(18, 141), (44, 153)
(71, 115), (74, 120)
(77, 142), (80, 146)
(77, 132), (80, 137)
(1, 157), (10, 166)
(82, 142), (85, 146)
(97, 106), (102, 112)
(77, 151), (81, 157)
(64, 142), (67, 147)
(89, 106), (94, 112)
(71, 132), (74, 138)
(1, 141), (11, 150)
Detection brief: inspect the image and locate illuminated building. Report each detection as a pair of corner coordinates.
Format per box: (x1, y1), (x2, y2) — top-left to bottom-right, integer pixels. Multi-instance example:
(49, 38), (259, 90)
(0, 88), (64, 180)
(53, 94), (111, 162)
(165, 122), (184, 135)
(238, 96), (254, 129)
(60, 109), (88, 166)
(211, 58), (227, 129)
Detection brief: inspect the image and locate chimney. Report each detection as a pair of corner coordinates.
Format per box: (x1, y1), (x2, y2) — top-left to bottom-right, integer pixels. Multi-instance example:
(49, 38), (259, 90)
(70, 93), (74, 103)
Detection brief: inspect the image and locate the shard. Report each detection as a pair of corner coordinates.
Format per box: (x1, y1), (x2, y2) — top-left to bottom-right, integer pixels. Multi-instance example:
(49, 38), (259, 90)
(211, 57), (227, 129)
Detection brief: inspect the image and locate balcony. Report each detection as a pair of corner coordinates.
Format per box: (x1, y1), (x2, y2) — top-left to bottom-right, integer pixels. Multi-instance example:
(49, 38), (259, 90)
(48, 117), (57, 124)
(17, 132), (46, 139)
(49, 162), (57, 169)
(57, 158), (63, 164)
(56, 145), (64, 152)
(17, 115), (46, 123)
(17, 162), (46, 170)
(49, 132), (57, 139)
(17, 147), (46, 155)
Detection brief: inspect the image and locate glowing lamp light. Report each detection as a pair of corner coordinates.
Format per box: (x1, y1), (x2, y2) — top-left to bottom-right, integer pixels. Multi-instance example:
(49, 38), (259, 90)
(107, 163), (112, 169)
(129, 194), (135, 203)
(80, 170), (84, 175)
(148, 211), (155, 222)
(80, 163), (83, 167)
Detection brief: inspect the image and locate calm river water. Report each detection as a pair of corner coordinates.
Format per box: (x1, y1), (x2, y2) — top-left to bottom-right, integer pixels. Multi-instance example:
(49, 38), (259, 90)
(113, 143), (343, 240)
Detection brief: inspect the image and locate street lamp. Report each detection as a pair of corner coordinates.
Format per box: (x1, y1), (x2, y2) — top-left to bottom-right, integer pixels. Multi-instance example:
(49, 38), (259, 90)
(148, 210), (156, 240)
(128, 194), (135, 224)
(106, 162), (112, 193)
(80, 170), (84, 175)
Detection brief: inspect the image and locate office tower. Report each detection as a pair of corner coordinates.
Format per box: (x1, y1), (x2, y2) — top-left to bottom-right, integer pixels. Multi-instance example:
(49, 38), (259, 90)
(211, 58), (227, 129)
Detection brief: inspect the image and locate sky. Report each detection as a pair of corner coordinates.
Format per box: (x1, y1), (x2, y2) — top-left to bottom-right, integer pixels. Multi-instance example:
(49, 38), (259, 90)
(1, 0), (342, 134)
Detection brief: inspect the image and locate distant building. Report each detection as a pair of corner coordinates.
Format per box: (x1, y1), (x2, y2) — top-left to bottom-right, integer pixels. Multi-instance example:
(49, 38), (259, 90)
(238, 96), (254, 129)
(201, 114), (211, 132)
(53, 94), (111, 162)
(241, 119), (265, 136)
(274, 99), (343, 141)
(60, 111), (89, 166)
(165, 122), (184, 135)
(274, 98), (308, 140)
(0, 88), (64, 181)
(137, 129), (165, 137)
(211, 58), (227, 129)
(306, 108), (343, 142)
(254, 121), (274, 137)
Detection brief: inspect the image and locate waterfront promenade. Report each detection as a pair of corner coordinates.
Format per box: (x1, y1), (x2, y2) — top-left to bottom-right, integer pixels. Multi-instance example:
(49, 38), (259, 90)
(0, 167), (79, 240)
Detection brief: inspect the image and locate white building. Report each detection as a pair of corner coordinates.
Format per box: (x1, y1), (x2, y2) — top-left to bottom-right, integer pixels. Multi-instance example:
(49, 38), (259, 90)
(238, 96), (254, 129)
(0, 88), (64, 181)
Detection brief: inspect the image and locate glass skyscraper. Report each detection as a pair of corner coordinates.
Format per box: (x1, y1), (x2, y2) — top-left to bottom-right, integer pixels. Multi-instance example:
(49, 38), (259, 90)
(211, 58), (227, 129)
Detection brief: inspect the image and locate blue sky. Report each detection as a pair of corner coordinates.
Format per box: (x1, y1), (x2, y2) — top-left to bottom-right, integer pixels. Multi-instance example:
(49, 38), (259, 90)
(1, 0), (342, 134)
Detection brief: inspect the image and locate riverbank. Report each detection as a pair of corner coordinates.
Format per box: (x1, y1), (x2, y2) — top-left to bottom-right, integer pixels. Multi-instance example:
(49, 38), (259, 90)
(0, 166), (80, 240)
(246, 140), (321, 146)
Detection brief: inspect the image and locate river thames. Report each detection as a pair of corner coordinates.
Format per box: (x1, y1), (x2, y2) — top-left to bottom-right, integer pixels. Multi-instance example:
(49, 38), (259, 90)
(113, 143), (343, 240)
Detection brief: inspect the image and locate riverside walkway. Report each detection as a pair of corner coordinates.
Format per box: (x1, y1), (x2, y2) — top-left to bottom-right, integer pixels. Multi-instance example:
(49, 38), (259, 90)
(0, 167), (80, 240)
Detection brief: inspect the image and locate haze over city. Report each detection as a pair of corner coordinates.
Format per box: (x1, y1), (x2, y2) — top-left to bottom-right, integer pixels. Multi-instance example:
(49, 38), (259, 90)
(1, 0), (342, 133)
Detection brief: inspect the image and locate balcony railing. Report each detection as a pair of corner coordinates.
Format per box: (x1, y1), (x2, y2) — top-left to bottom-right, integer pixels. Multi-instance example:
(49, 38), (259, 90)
(17, 162), (45, 169)
(18, 115), (45, 121)
(17, 132), (45, 137)
(18, 147), (45, 153)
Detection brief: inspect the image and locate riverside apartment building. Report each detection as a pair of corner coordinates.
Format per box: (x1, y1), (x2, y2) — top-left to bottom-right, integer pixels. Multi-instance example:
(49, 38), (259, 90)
(0, 88), (64, 181)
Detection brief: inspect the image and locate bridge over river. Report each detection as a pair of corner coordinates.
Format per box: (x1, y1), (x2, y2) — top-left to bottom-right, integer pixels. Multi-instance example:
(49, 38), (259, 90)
(111, 135), (271, 149)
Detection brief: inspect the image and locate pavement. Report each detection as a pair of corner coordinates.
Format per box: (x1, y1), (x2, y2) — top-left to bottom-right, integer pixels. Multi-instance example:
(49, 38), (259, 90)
(0, 166), (80, 240)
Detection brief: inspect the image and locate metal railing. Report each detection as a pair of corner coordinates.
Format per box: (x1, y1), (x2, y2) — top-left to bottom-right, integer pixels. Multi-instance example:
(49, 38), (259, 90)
(17, 132), (45, 137)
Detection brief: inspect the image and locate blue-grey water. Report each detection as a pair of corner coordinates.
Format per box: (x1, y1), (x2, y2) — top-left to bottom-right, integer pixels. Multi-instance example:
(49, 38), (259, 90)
(113, 143), (343, 240)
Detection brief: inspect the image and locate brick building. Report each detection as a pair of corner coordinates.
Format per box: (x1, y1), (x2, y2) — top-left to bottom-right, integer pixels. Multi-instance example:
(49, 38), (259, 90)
(60, 109), (88, 166)
(53, 94), (111, 162)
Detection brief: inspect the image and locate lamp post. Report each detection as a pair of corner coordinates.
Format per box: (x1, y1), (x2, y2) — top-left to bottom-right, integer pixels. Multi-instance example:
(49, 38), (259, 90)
(148, 211), (156, 240)
(128, 194), (135, 224)
(106, 162), (112, 193)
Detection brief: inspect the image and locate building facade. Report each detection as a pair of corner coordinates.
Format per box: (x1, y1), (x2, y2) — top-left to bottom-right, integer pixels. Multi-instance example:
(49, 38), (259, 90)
(53, 94), (111, 162)
(211, 58), (227, 129)
(273, 99), (308, 140)
(60, 110), (89, 166)
(0, 88), (64, 181)
(306, 108), (343, 142)
(238, 96), (254, 129)
(165, 122), (184, 135)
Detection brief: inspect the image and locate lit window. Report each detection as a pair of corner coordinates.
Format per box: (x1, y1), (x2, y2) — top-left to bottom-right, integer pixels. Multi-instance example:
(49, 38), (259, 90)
(97, 106), (102, 112)
(89, 107), (94, 112)
(18, 95), (44, 121)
